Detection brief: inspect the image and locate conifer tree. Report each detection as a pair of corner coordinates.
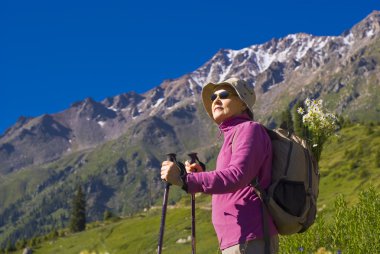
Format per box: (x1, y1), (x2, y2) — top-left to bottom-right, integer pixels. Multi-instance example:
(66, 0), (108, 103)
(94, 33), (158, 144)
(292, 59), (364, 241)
(15, 238), (26, 250)
(5, 239), (15, 253)
(279, 108), (294, 132)
(103, 210), (114, 221)
(69, 185), (86, 233)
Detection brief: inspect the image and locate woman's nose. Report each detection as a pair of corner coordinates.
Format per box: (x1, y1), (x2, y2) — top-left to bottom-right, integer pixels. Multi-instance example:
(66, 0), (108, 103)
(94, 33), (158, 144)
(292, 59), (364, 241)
(213, 97), (223, 105)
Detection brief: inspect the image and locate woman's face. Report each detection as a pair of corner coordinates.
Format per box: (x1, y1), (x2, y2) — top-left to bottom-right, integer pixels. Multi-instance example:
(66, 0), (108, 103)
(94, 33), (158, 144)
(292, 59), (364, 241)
(211, 85), (247, 125)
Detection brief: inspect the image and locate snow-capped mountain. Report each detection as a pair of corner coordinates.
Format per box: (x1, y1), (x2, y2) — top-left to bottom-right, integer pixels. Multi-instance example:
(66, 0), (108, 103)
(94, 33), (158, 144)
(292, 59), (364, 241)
(1, 10), (380, 174)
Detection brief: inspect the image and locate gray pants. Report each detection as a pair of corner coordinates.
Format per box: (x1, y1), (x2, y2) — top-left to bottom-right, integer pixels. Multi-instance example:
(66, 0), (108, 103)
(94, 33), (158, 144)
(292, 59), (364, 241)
(221, 235), (279, 254)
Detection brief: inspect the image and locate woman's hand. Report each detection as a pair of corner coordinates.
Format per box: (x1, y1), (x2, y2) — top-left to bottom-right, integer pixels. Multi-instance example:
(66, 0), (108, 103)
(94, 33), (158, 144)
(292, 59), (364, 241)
(161, 161), (183, 186)
(185, 161), (204, 173)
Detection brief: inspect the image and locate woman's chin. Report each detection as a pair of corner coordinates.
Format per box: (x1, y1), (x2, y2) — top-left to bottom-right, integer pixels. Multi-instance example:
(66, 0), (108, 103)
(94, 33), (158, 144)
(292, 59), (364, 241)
(213, 115), (226, 125)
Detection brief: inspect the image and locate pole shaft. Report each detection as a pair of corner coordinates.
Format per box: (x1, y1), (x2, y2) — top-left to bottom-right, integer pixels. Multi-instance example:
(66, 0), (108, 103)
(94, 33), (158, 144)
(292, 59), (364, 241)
(157, 153), (176, 254)
(188, 153), (198, 254)
(191, 194), (196, 254)
(157, 183), (170, 254)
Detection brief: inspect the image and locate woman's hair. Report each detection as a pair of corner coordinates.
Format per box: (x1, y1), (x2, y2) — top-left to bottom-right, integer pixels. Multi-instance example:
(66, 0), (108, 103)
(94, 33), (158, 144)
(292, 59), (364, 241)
(245, 108), (254, 120)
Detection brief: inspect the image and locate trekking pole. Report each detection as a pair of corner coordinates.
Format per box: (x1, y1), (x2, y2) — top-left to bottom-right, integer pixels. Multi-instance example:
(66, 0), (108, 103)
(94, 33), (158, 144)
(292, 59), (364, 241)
(187, 153), (206, 254)
(157, 153), (176, 254)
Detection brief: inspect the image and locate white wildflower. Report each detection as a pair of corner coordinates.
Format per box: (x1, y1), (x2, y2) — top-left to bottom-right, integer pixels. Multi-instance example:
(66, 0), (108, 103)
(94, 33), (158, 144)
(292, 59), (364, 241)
(297, 98), (338, 161)
(305, 98), (311, 107)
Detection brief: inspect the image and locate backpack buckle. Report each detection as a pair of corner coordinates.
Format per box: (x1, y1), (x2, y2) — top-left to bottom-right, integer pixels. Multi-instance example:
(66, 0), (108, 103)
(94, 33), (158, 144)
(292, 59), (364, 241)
(251, 177), (260, 188)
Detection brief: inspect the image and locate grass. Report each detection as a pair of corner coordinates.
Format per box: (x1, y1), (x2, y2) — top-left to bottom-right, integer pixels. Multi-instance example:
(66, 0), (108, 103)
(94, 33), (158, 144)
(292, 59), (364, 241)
(29, 206), (217, 254)
(13, 187), (380, 254)
(317, 123), (380, 210)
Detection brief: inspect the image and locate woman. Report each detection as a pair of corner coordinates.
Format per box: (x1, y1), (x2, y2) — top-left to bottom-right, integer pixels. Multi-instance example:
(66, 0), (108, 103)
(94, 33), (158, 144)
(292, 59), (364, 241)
(160, 78), (279, 254)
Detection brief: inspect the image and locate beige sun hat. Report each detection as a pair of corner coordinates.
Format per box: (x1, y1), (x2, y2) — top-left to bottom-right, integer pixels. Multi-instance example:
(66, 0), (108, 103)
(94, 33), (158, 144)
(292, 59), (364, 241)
(201, 77), (256, 121)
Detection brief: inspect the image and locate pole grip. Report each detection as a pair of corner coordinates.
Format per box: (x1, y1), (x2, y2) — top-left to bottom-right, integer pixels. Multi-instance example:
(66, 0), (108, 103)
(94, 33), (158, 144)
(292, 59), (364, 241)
(188, 153), (197, 164)
(187, 153), (206, 172)
(164, 153), (177, 187)
(166, 153), (177, 162)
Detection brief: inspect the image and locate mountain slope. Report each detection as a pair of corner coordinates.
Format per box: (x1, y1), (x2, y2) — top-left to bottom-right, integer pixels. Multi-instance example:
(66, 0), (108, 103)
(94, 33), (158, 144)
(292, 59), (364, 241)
(0, 109), (221, 247)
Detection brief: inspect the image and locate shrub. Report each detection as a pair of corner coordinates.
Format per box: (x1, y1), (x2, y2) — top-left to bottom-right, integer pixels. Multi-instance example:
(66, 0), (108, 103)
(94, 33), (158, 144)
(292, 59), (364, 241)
(280, 186), (380, 253)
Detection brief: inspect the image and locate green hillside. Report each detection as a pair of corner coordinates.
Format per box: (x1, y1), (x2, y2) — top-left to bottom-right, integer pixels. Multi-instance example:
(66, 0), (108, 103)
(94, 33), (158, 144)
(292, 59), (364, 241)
(32, 207), (217, 254)
(317, 123), (380, 208)
(3, 123), (380, 254)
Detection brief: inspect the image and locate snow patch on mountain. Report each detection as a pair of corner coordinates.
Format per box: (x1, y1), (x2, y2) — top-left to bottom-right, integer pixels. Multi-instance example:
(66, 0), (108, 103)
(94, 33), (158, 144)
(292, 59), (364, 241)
(343, 32), (355, 45)
(98, 121), (106, 127)
(188, 79), (198, 95)
(153, 98), (164, 108)
(366, 28), (375, 37)
(108, 106), (118, 112)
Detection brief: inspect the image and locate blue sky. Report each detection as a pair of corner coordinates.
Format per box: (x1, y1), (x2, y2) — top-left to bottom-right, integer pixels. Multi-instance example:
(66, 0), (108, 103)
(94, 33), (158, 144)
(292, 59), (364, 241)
(0, 0), (378, 134)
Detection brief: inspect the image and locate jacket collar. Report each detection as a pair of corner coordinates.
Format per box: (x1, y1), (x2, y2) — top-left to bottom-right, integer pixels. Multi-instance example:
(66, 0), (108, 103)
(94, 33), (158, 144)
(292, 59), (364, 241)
(218, 113), (251, 133)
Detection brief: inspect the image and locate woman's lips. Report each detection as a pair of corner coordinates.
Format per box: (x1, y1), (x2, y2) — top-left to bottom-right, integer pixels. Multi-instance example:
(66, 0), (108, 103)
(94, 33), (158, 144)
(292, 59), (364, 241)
(213, 107), (223, 112)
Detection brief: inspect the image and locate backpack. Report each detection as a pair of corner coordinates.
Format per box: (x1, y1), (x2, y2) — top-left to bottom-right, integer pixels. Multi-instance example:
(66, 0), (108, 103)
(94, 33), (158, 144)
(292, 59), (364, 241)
(255, 127), (320, 235)
(232, 125), (319, 235)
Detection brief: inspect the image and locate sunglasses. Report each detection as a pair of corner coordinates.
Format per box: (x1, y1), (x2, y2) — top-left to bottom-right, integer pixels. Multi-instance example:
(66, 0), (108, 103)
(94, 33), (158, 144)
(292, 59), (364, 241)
(210, 90), (236, 101)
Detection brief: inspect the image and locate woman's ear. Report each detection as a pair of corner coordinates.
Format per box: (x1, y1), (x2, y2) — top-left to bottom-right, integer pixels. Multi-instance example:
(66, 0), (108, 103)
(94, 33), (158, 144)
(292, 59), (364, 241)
(241, 102), (247, 112)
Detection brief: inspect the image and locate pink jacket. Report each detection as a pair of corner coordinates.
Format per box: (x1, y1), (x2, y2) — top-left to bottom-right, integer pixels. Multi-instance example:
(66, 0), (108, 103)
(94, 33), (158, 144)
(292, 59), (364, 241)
(185, 114), (278, 249)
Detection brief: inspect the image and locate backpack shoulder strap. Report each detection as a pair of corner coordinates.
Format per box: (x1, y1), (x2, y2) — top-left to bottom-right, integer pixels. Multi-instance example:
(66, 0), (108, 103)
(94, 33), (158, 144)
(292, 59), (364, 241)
(251, 178), (271, 254)
(231, 129), (238, 152)
(231, 122), (267, 151)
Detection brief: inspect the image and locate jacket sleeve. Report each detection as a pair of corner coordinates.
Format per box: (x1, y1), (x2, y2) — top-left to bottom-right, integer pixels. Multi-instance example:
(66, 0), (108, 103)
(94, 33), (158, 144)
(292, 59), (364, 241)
(186, 122), (271, 194)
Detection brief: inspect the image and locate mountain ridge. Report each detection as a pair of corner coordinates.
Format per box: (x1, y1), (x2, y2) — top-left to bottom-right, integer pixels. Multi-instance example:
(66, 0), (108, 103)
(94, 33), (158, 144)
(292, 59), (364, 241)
(2, 11), (380, 174)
